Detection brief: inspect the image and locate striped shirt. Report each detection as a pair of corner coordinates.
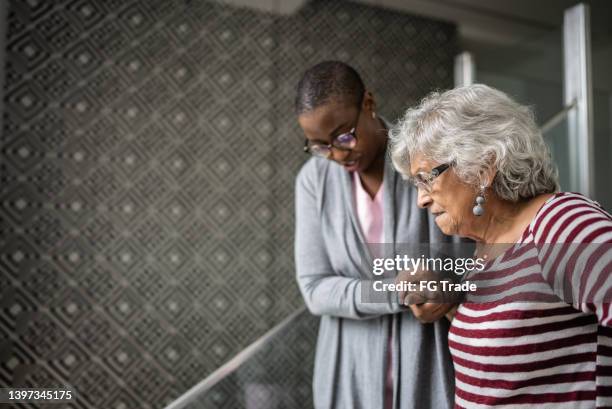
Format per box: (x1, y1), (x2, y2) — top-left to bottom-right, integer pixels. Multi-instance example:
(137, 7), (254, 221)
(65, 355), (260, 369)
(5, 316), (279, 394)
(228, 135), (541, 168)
(449, 192), (612, 408)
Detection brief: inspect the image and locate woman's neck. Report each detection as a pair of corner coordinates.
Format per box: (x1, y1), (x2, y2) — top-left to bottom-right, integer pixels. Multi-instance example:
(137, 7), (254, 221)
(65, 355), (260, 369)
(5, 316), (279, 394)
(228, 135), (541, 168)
(358, 151), (385, 199)
(358, 127), (388, 198)
(468, 193), (553, 245)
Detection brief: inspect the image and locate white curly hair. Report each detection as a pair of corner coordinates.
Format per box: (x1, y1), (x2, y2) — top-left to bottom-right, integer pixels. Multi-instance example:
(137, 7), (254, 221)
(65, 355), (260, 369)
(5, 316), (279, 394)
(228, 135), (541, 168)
(390, 84), (559, 202)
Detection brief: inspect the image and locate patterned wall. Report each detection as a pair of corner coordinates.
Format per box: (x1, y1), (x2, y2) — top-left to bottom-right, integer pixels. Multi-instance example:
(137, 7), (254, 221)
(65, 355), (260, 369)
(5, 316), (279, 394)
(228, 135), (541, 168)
(0, 0), (456, 408)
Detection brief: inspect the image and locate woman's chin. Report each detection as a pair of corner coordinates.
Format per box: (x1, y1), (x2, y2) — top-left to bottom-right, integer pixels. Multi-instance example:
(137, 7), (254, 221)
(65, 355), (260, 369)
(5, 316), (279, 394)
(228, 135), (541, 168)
(434, 218), (454, 236)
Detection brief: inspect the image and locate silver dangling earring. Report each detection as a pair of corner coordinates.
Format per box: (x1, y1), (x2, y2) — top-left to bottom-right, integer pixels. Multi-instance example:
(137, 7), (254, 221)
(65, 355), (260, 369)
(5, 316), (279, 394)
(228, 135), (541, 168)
(473, 188), (486, 216)
(371, 111), (376, 119)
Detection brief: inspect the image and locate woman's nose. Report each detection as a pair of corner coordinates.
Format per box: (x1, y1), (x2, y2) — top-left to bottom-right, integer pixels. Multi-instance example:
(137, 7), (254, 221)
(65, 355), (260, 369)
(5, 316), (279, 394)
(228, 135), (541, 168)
(416, 187), (432, 209)
(331, 148), (351, 162)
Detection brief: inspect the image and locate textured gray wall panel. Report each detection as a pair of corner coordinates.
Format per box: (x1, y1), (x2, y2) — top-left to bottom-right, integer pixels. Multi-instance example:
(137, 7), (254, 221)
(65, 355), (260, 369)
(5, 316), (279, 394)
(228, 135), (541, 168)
(0, 0), (456, 408)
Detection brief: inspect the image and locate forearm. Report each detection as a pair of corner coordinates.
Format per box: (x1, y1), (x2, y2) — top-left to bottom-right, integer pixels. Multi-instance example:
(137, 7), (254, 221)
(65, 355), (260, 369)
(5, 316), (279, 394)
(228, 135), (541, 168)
(298, 274), (404, 319)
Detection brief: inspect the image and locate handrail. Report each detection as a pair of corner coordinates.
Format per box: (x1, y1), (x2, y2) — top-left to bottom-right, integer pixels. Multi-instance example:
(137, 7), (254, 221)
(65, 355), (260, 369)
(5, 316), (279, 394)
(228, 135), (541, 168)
(164, 306), (308, 409)
(540, 98), (577, 135)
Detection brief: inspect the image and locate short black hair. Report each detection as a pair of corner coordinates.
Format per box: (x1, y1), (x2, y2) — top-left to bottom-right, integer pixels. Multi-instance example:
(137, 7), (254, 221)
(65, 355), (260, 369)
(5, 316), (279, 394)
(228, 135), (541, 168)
(294, 61), (365, 115)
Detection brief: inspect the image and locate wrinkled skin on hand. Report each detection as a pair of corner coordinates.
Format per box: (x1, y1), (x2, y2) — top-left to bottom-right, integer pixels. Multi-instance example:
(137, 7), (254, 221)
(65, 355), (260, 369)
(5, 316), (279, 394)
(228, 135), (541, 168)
(395, 269), (458, 323)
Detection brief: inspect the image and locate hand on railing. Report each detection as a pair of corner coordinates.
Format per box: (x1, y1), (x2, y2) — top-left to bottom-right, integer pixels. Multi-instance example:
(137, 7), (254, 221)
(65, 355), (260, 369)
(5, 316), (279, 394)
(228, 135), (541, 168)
(395, 269), (457, 324)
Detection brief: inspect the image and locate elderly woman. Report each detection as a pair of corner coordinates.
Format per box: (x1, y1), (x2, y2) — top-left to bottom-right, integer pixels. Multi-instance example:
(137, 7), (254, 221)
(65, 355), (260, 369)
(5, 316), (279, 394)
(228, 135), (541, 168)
(390, 84), (612, 408)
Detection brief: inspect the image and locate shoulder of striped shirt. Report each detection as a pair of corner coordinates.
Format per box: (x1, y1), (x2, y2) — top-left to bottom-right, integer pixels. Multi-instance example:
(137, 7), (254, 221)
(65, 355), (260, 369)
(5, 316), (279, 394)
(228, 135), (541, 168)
(526, 192), (612, 244)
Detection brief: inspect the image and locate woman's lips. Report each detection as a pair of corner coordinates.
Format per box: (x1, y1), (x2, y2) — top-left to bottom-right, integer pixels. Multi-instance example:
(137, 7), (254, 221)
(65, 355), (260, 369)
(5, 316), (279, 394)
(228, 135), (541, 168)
(342, 160), (359, 171)
(433, 211), (445, 221)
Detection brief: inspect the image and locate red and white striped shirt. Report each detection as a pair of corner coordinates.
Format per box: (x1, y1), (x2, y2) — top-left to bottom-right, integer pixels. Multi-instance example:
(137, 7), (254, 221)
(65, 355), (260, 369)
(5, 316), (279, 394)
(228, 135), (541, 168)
(449, 192), (612, 408)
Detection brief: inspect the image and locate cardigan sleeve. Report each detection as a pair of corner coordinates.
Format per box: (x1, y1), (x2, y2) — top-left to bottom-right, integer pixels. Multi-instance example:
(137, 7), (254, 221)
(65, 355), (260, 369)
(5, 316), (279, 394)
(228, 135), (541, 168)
(294, 160), (404, 319)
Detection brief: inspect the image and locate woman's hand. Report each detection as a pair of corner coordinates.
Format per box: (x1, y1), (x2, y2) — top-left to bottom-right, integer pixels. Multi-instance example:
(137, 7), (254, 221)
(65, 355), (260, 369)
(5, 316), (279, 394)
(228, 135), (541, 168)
(395, 269), (458, 323)
(409, 302), (456, 323)
(445, 305), (459, 322)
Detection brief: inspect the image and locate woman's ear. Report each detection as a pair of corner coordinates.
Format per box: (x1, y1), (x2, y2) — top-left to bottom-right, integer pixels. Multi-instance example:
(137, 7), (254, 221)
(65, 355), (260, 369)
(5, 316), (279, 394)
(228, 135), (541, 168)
(363, 90), (376, 115)
(477, 153), (498, 189)
(481, 166), (497, 189)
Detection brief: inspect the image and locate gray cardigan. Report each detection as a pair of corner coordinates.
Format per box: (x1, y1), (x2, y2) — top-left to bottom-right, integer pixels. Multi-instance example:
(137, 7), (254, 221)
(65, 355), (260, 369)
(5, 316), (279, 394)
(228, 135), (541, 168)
(295, 153), (455, 409)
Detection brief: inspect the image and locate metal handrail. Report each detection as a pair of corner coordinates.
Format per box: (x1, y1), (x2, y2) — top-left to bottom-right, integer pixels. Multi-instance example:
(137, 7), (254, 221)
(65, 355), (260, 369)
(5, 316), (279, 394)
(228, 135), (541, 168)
(540, 98), (577, 135)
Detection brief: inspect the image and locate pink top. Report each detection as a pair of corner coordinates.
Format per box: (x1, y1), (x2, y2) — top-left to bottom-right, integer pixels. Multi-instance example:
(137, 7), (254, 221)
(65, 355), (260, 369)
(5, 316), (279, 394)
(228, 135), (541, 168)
(352, 171), (384, 250)
(352, 172), (393, 409)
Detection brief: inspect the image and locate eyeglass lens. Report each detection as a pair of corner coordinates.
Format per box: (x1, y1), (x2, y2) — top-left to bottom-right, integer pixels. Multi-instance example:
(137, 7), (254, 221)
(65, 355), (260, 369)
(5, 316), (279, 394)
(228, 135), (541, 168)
(306, 131), (357, 158)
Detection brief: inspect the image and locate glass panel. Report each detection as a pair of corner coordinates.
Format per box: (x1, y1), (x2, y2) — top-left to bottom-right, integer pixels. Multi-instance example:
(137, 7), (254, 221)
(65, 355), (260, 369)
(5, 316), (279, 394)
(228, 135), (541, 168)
(475, 29), (564, 119)
(542, 114), (571, 192)
(589, 1), (612, 209)
(592, 89), (612, 209)
(475, 28), (574, 191)
(173, 310), (318, 409)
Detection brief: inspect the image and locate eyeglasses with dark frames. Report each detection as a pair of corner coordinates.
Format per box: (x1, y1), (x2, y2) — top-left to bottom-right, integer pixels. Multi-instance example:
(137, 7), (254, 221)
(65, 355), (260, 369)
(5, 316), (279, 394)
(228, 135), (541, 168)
(411, 163), (450, 192)
(303, 107), (361, 159)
